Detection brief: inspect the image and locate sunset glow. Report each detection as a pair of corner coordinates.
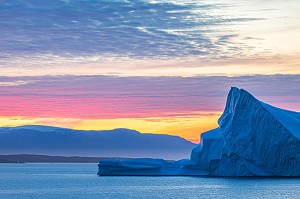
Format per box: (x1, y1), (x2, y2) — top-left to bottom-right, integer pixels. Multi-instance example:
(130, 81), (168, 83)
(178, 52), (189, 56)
(0, 0), (299, 142)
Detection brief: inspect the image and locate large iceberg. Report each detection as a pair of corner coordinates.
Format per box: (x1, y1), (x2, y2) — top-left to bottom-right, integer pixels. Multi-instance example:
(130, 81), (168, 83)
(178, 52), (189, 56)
(98, 87), (300, 177)
(208, 87), (300, 176)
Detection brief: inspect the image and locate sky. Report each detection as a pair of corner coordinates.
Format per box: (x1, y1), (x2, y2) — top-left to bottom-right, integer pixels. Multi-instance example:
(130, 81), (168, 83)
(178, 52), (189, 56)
(0, 0), (299, 142)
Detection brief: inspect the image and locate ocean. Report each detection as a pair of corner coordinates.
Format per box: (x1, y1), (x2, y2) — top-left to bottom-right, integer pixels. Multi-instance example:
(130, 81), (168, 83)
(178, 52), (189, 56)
(0, 163), (299, 199)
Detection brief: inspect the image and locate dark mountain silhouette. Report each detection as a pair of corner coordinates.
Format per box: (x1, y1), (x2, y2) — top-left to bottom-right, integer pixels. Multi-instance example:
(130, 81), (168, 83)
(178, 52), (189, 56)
(0, 125), (195, 160)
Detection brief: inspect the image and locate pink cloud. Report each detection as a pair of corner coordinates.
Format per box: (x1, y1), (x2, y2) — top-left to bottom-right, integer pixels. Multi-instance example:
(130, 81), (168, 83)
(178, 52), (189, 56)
(0, 75), (299, 119)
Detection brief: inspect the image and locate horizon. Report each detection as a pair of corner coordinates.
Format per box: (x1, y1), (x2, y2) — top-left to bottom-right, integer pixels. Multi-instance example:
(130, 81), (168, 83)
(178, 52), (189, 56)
(0, 0), (300, 143)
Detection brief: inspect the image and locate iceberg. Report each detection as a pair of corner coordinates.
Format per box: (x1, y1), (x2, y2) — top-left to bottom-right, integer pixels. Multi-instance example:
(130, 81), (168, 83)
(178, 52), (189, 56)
(98, 158), (208, 176)
(208, 87), (300, 176)
(98, 87), (300, 177)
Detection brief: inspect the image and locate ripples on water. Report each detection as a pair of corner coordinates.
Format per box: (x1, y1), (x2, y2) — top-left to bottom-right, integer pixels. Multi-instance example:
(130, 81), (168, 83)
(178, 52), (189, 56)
(0, 163), (300, 199)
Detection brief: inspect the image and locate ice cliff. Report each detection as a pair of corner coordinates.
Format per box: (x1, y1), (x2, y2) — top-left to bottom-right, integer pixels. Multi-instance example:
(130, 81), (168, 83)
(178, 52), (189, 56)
(98, 87), (300, 177)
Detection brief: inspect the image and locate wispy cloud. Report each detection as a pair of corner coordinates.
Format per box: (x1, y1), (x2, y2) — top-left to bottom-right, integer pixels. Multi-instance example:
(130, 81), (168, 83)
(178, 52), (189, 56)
(0, 0), (260, 58)
(1, 0), (299, 76)
(0, 75), (299, 119)
(0, 80), (31, 86)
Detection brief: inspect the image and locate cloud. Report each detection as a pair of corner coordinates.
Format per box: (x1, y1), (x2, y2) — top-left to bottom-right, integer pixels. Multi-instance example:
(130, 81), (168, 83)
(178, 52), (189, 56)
(0, 0), (299, 77)
(0, 80), (31, 86)
(0, 0), (269, 67)
(0, 75), (299, 119)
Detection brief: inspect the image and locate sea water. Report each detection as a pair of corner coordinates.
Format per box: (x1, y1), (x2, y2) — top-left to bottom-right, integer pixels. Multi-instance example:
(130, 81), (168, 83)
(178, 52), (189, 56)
(0, 163), (300, 199)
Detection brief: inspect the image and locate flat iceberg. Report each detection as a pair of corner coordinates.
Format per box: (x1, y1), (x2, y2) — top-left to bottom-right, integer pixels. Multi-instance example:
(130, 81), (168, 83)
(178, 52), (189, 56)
(98, 158), (208, 176)
(98, 87), (300, 177)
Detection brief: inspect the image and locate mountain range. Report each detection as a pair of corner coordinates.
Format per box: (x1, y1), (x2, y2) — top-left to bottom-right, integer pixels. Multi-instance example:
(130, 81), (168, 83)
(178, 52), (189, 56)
(0, 125), (195, 160)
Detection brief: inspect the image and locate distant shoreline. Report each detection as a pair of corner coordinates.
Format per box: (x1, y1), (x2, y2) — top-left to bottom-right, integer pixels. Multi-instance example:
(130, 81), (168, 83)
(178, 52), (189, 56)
(0, 154), (118, 163)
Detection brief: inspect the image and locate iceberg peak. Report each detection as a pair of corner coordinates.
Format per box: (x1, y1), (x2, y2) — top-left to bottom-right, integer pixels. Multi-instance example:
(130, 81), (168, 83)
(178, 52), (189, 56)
(211, 87), (300, 176)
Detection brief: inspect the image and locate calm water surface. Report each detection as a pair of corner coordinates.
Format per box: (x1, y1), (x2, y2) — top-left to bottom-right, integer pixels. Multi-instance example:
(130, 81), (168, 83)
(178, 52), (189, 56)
(0, 163), (300, 199)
